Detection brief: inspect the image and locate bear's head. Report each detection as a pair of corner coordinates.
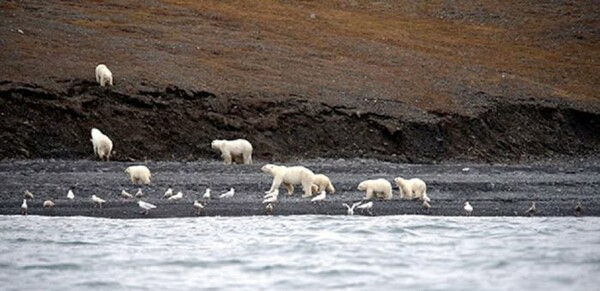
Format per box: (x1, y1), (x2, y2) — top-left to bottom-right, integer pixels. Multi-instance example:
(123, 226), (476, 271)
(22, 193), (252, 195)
(357, 181), (367, 191)
(211, 140), (223, 150)
(261, 164), (274, 174)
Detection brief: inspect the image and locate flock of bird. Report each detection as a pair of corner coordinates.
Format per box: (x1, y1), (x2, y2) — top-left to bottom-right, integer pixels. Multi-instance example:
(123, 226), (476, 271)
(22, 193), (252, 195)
(17, 185), (585, 217)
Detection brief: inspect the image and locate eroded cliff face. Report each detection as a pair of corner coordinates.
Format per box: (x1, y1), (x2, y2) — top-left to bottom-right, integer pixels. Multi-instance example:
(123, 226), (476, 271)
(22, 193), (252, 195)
(0, 1), (598, 162)
(1, 81), (597, 163)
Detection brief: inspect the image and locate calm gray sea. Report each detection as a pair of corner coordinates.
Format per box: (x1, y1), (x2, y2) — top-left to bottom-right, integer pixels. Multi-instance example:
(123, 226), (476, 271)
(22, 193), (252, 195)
(0, 215), (598, 291)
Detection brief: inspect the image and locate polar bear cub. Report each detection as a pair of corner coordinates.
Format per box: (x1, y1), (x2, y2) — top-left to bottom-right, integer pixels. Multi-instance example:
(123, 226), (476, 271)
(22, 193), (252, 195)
(125, 165), (152, 185)
(90, 128), (113, 161)
(95, 64), (113, 86)
(211, 139), (253, 165)
(312, 174), (335, 194)
(394, 177), (430, 202)
(357, 178), (393, 200)
(262, 164), (315, 198)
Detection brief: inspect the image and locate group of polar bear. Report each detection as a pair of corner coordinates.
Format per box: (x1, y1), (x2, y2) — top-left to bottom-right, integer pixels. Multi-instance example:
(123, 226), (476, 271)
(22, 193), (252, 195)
(91, 127), (429, 201)
(90, 64), (430, 202)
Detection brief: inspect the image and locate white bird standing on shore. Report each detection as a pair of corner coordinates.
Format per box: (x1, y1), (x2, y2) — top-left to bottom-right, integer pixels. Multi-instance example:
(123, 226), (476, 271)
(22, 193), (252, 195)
(342, 201), (363, 216)
(266, 203), (274, 215)
(202, 188), (211, 199)
(464, 201), (473, 216)
(138, 201), (156, 215)
(357, 201), (373, 215)
(193, 200), (204, 215)
(21, 199), (28, 215)
(92, 195), (106, 208)
(163, 188), (173, 199)
(24, 190), (34, 200)
(525, 202), (536, 216)
(135, 188), (144, 198)
(67, 189), (75, 200)
(219, 188), (235, 199)
(169, 191), (183, 201)
(311, 191), (326, 203)
(121, 190), (134, 199)
(43, 200), (55, 208)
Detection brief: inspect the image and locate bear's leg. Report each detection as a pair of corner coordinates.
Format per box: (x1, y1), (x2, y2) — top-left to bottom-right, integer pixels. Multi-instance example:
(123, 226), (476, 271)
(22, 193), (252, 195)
(301, 180), (313, 198)
(222, 151), (232, 165)
(109, 76), (113, 86)
(100, 76), (105, 87)
(383, 189), (393, 200)
(283, 183), (294, 195)
(243, 151), (252, 165)
(268, 176), (283, 193)
(365, 189), (374, 200)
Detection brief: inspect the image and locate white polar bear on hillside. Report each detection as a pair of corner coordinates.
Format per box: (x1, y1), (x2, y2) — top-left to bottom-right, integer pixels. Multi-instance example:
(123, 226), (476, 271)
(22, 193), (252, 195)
(95, 64), (113, 87)
(211, 139), (253, 165)
(312, 174), (335, 194)
(125, 165), (152, 185)
(262, 164), (315, 198)
(394, 177), (430, 202)
(90, 128), (113, 161)
(357, 178), (393, 200)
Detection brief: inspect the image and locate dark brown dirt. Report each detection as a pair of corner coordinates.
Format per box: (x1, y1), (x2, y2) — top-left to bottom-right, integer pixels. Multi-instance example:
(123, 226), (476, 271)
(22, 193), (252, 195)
(0, 0), (599, 163)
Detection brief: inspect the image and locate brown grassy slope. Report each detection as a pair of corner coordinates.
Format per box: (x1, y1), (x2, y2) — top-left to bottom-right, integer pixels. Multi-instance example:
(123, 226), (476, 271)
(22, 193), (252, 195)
(1, 0), (598, 117)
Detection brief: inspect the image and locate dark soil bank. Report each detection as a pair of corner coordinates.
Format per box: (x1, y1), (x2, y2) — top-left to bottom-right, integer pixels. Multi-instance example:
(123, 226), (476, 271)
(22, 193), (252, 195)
(0, 1), (599, 163)
(0, 159), (597, 218)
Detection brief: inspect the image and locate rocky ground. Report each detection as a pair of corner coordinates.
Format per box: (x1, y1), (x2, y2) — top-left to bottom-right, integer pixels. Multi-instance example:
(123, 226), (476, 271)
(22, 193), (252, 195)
(0, 159), (597, 218)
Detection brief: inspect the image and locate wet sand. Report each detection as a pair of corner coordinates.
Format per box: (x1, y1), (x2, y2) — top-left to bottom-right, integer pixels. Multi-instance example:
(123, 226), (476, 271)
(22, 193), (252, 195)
(0, 158), (597, 218)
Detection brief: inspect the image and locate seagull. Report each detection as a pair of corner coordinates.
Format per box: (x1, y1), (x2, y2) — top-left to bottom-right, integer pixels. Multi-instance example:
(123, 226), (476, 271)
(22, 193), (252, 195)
(264, 189), (279, 199)
(193, 200), (204, 215)
(464, 201), (473, 216)
(342, 201), (363, 216)
(311, 190), (326, 203)
(43, 200), (55, 208)
(525, 202), (536, 216)
(575, 202), (583, 216)
(92, 195), (106, 208)
(121, 190), (134, 199)
(423, 200), (431, 211)
(137, 201), (156, 215)
(21, 199), (28, 215)
(162, 188), (174, 199)
(202, 188), (211, 199)
(135, 188), (144, 198)
(219, 188), (235, 199)
(266, 203), (274, 215)
(24, 190), (34, 200)
(357, 201), (373, 215)
(168, 191), (183, 201)
(67, 189), (75, 200)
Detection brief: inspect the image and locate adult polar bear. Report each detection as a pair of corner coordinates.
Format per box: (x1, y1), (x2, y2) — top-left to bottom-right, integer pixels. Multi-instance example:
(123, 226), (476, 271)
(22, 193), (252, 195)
(394, 177), (430, 202)
(90, 128), (113, 161)
(262, 164), (315, 198)
(211, 139), (253, 165)
(95, 64), (113, 87)
(357, 178), (393, 200)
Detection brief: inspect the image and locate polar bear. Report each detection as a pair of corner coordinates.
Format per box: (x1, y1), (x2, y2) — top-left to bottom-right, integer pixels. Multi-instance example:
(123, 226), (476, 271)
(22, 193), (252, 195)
(211, 139), (253, 165)
(262, 164), (315, 198)
(357, 179), (393, 200)
(125, 165), (152, 185)
(394, 177), (430, 202)
(312, 174), (335, 194)
(90, 128), (113, 161)
(95, 64), (113, 87)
